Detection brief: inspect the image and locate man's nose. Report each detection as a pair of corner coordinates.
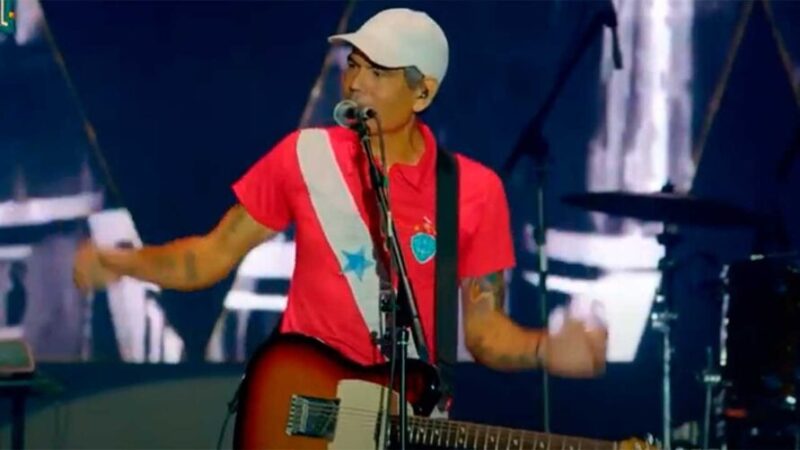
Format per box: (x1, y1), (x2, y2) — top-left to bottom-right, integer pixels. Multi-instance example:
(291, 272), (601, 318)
(347, 68), (366, 93)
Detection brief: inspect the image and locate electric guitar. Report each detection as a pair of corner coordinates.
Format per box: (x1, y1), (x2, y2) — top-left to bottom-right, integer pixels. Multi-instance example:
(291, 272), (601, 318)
(233, 334), (654, 450)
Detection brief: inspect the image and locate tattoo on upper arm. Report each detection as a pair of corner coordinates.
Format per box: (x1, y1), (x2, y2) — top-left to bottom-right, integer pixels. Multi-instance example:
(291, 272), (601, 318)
(463, 272), (505, 313)
(216, 205), (272, 253)
(220, 206), (248, 241)
(461, 272), (542, 369)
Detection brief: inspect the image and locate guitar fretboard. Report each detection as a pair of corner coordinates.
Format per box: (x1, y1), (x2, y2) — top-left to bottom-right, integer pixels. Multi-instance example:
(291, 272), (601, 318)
(389, 415), (616, 450)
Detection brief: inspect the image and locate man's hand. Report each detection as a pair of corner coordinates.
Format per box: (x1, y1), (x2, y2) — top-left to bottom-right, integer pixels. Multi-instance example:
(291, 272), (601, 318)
(541, 315), (607, 378)
(73, 241), (122, 292)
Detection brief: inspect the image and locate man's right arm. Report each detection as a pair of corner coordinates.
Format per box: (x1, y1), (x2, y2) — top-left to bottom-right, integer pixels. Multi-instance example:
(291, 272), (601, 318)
(74, 204), (277, 292)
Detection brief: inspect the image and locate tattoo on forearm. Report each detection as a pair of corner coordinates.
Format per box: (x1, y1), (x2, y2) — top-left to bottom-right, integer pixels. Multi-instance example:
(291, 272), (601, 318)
(185, 251), (198, 282)
(153, 254), (177, 273)
(468, 335), (538, 368)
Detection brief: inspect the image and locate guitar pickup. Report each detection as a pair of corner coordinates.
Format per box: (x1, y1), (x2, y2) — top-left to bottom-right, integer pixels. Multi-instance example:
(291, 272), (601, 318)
(286, 394), (340, 440)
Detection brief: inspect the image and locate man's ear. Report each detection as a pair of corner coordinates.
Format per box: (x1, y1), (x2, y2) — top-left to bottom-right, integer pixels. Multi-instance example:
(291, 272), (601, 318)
(412, 77), (439, 113)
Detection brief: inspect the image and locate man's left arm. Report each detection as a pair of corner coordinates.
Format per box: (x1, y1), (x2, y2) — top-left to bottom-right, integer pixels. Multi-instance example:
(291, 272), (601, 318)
(461, 271), (544, 371)
(461, 271), (607, 377)
(458, 170), (605, 376)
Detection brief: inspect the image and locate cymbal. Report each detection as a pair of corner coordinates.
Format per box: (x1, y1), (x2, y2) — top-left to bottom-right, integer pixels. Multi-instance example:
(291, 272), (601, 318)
(562, 191), (761, 227)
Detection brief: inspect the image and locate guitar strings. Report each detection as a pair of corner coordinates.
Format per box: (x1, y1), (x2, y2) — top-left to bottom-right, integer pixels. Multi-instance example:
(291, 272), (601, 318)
(307, 419), (614, 450)
(286, 404), (614, 450)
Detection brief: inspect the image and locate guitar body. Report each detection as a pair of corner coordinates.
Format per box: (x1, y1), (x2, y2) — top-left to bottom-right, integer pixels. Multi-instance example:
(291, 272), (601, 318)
(233, 335), (652, 450)
(233, 334), (442, 450)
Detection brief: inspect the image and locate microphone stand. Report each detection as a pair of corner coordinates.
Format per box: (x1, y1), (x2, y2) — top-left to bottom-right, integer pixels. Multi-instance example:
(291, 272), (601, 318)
(353, 119), (430, 450)
(502, 5), (621, 433)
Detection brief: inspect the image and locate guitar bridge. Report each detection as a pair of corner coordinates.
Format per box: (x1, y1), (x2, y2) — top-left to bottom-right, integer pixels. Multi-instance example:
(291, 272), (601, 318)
(286, 394), (340, 440)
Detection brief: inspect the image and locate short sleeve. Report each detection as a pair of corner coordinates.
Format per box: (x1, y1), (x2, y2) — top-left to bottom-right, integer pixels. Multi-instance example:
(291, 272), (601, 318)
(232, 132), (299, 232)
(458, 172), (516, 278)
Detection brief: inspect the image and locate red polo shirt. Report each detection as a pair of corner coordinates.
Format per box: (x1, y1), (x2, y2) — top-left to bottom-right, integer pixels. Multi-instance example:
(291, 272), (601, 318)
(233, 123), (515, 365)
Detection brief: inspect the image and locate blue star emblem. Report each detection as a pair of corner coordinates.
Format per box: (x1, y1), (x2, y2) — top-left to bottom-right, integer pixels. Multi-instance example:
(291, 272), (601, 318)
(341, 247), (374, 281)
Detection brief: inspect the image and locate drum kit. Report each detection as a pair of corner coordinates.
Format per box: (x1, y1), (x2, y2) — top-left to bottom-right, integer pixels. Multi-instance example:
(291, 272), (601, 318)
(562, 189), (799, 450)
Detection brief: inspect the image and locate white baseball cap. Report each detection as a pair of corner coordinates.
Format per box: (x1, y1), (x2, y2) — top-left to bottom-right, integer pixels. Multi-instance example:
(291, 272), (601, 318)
(328, 8), (449, 84)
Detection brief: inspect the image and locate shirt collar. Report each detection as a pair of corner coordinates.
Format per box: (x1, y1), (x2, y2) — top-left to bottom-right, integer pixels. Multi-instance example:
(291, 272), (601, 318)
(333, 121), (437, 190)
(394, 121), (437, 190)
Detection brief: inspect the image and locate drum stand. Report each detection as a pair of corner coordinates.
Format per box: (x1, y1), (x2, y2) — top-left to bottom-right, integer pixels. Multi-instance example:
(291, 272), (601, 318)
(560, 184), (763, 449)
(701, 346), (722, 450)
(651, 223), (680, 450)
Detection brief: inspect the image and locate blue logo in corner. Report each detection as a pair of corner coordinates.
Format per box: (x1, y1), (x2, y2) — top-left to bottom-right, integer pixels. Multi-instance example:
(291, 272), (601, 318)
(410, 232), (436, 264)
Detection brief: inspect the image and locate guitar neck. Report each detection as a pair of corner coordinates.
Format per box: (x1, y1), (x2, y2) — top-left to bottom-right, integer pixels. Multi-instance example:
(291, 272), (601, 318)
(390, 415), (616, 450)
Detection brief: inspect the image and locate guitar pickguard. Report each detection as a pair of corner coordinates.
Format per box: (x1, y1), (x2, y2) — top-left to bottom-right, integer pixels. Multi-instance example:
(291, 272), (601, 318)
(330, 379), (411, 450)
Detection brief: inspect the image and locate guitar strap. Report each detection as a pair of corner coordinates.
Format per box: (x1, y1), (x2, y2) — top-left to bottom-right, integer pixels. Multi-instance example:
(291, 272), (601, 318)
(435, 148), (459, 410)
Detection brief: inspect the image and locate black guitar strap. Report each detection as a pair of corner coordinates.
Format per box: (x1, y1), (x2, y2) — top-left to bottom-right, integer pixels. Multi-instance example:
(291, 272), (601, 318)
(434, 148), (459, 409)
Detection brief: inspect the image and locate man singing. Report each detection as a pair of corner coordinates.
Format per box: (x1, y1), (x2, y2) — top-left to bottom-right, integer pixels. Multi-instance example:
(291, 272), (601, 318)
(74, 7), (606, 386)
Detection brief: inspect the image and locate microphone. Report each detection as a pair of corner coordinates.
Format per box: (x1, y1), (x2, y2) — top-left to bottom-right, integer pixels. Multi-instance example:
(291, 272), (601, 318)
(601, 2), (623, 69)
(333, 100), (376, 128)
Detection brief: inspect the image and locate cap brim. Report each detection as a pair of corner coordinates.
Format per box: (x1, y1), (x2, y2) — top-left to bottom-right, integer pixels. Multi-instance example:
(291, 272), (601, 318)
(327, 32), (404, 70)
